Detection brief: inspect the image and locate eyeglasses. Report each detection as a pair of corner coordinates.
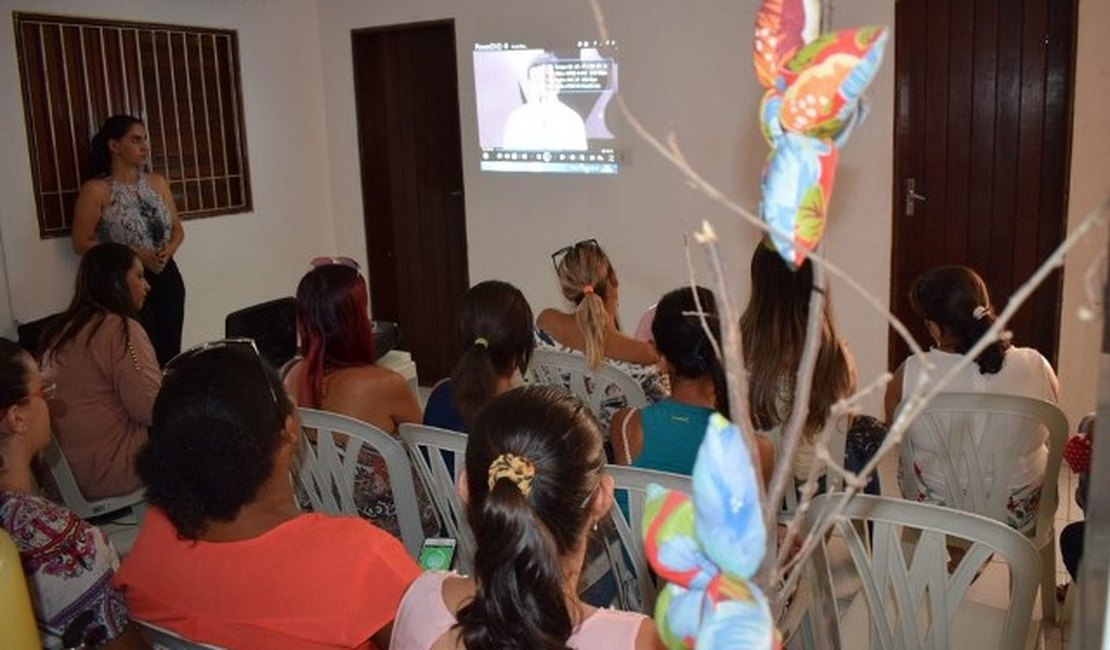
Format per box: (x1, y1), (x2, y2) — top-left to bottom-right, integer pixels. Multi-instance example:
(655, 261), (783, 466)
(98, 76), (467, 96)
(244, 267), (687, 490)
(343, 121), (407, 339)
(164, 338), (280, 412)
(0, 380), (57, 421)
(551, 238), (600, 272)
(309, 256), (361, 271)
(30, 381), (57, 402)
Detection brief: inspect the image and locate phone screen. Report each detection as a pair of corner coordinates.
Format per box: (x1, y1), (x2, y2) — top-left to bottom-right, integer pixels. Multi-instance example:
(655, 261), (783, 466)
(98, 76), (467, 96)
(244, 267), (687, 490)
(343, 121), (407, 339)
(418, 539), (457, 571)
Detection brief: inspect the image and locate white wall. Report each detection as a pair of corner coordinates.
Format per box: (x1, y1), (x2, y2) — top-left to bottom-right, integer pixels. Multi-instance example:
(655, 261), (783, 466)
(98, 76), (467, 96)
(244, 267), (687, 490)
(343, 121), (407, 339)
(1057, 0), (1110, 426)
(0, 0), (336, 346)
(317, 0), (895, 415)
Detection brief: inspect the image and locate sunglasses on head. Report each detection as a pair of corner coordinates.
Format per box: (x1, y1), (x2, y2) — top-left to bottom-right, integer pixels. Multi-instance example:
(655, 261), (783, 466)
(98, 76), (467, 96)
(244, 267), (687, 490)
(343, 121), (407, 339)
(309, 256), (361, 271)
(163, 338), (280, 411)
(550, 238), (600, 271)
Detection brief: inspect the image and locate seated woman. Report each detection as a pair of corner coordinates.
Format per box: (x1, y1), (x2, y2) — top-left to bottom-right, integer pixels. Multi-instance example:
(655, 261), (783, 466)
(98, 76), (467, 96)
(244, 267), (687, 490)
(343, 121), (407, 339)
(536, 239), (667, 429)
(885, 265), (1059, 535)
(114, 342), (419, 649)
(611, 287), (773, 481)
(0, 338), (137, 647)
(41, 242), (160, 500)
(741, 242), (869, 492)
(424, 280), (534, 432)
(285, 259), (430, 536)
(391, 386), (660, 650)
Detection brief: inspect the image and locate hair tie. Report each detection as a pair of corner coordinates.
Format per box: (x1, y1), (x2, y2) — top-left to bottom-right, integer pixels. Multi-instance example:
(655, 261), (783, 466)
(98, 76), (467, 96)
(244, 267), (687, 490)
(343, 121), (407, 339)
(488, 453), (535, 496)
(972, 305), (989, 321)
(582, 284), (595, 295)
(474, 337), (489, 348)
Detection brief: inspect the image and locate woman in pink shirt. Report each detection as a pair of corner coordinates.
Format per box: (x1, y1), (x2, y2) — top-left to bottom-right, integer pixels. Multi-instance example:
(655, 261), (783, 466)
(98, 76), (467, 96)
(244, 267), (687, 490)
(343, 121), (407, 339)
(391, 386), (661, 650)
(41, 242), (159, 500)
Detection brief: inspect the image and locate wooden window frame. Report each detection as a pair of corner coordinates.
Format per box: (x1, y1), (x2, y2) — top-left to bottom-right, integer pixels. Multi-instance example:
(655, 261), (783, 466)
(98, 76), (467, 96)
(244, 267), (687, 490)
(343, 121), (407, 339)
(14, 12), (252, 239)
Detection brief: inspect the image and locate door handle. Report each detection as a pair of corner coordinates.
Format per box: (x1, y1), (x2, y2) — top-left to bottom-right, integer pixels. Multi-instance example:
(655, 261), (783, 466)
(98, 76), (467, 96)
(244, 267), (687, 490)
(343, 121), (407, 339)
(905, 178), (926, 216)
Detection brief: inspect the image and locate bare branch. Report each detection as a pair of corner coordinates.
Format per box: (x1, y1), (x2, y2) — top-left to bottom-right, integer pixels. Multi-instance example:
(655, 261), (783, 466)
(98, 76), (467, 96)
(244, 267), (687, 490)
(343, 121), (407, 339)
(762, 261), (827, 554)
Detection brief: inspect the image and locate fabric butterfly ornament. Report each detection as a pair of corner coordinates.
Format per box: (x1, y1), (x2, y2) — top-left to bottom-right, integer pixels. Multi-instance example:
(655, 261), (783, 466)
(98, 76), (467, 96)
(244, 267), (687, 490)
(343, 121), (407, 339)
(753, 0), (889, 267)
(642, 413), (779, 649)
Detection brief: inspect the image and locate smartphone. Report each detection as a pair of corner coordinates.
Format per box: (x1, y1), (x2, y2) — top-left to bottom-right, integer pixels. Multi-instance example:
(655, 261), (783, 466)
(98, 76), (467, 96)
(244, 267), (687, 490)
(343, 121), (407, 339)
(418, 537), (457, 571)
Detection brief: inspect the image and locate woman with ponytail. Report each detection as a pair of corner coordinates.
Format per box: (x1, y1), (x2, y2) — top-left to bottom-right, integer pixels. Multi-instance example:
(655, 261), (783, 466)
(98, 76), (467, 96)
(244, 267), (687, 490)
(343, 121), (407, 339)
(885, 265), (1059, 534)
(391, 386), (660, 650)
(536, 239), (667, 429)
(72, 115), (185, 367)
(611, 286), (774, 481)
(424, 280), (534, 431)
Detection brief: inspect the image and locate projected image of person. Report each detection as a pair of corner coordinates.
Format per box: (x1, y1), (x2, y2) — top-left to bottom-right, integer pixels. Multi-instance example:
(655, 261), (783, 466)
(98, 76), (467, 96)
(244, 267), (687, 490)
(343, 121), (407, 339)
(502, 54), (588, 151)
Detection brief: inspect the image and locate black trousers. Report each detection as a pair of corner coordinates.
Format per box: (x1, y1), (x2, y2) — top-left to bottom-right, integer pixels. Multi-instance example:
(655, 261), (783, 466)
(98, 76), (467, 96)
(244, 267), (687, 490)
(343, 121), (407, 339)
(1061, 520), (1085, 582)
(140, 258), (185, 367)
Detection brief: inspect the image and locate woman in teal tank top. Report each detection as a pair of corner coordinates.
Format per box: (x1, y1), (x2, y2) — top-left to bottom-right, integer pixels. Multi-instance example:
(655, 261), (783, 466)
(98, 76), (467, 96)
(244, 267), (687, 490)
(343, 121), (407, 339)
(611, 286), (773, 479)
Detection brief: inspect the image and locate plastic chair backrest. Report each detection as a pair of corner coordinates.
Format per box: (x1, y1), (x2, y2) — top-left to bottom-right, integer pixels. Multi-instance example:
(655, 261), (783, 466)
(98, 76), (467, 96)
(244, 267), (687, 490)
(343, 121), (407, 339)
(40, 438), (145, 519)
(293, 408), (425, 558)
(763, 422), (848, 521)
(526, 349), (648, 419)
(804, 494), (1040, 650)
(605, 464), (691, 613)
(135, 620), (225, 649)
(397, 422), (475, 572)
(0, 530), (39, 649)
(897, 392), (1067, 544)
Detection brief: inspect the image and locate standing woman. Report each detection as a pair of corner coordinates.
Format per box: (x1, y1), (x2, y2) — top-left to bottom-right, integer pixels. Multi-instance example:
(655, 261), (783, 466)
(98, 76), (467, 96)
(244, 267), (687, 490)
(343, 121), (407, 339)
(72, 115), (185, 367)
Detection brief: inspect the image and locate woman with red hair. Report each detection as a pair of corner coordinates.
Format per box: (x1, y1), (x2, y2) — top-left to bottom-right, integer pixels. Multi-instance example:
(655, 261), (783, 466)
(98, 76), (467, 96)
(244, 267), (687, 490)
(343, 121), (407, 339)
(284, 259), (424, 535)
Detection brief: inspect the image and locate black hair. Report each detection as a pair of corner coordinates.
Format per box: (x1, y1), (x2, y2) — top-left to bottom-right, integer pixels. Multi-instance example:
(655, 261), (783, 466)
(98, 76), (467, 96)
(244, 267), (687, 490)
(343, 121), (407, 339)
(0, 338), (31, 412)
(40, 243), (140, 359)
(451, 281), (534, 428)
(652, 286), (729, 417)
(457, 386), (605, 650)
(0, 339), (32, 472)
(88, 115), (144, 178)
(911, 265), (1009, 375)
(137, 344), (295, 540)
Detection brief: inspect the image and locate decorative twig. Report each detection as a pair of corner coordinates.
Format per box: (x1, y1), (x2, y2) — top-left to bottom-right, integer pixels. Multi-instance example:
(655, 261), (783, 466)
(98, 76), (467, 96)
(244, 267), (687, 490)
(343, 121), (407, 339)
(761, 259), (828, 568)
(694, 223), (761, 480)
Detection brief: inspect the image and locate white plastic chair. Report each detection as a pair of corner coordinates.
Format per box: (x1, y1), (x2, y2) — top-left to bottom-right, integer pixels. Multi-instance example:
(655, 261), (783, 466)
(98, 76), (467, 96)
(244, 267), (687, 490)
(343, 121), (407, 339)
(40, 438), (145, 519)
(135, 620), (225, 649)
(605, 464), (691, 613)
(804, 494), (1042, 650)
(896, 392), (1067, 622)
(398, 422), (475, 573)
(292, 408), (425, 558)
(526, 349), (648, 424)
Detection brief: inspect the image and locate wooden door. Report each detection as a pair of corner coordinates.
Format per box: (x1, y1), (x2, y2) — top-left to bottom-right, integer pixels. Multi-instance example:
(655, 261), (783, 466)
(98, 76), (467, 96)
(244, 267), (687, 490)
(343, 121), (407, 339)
(889, 0), (1076, 369)
(353, 21), (469, 383)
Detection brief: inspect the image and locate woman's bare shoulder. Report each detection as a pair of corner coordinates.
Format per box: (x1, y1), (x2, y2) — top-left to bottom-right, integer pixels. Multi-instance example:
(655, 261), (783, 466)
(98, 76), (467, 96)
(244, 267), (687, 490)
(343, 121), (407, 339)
(79, 177), (111, 196)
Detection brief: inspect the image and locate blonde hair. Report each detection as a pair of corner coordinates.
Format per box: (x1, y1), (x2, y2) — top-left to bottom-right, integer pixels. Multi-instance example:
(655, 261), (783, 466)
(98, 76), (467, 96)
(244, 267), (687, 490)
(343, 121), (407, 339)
(555, 242), (615, 370)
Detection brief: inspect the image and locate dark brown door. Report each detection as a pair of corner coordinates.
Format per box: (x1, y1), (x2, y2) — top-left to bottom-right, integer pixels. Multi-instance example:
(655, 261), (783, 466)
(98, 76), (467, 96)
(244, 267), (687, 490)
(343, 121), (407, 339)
(889, 0), (1076, 369)
(353, 21), (469, 383)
